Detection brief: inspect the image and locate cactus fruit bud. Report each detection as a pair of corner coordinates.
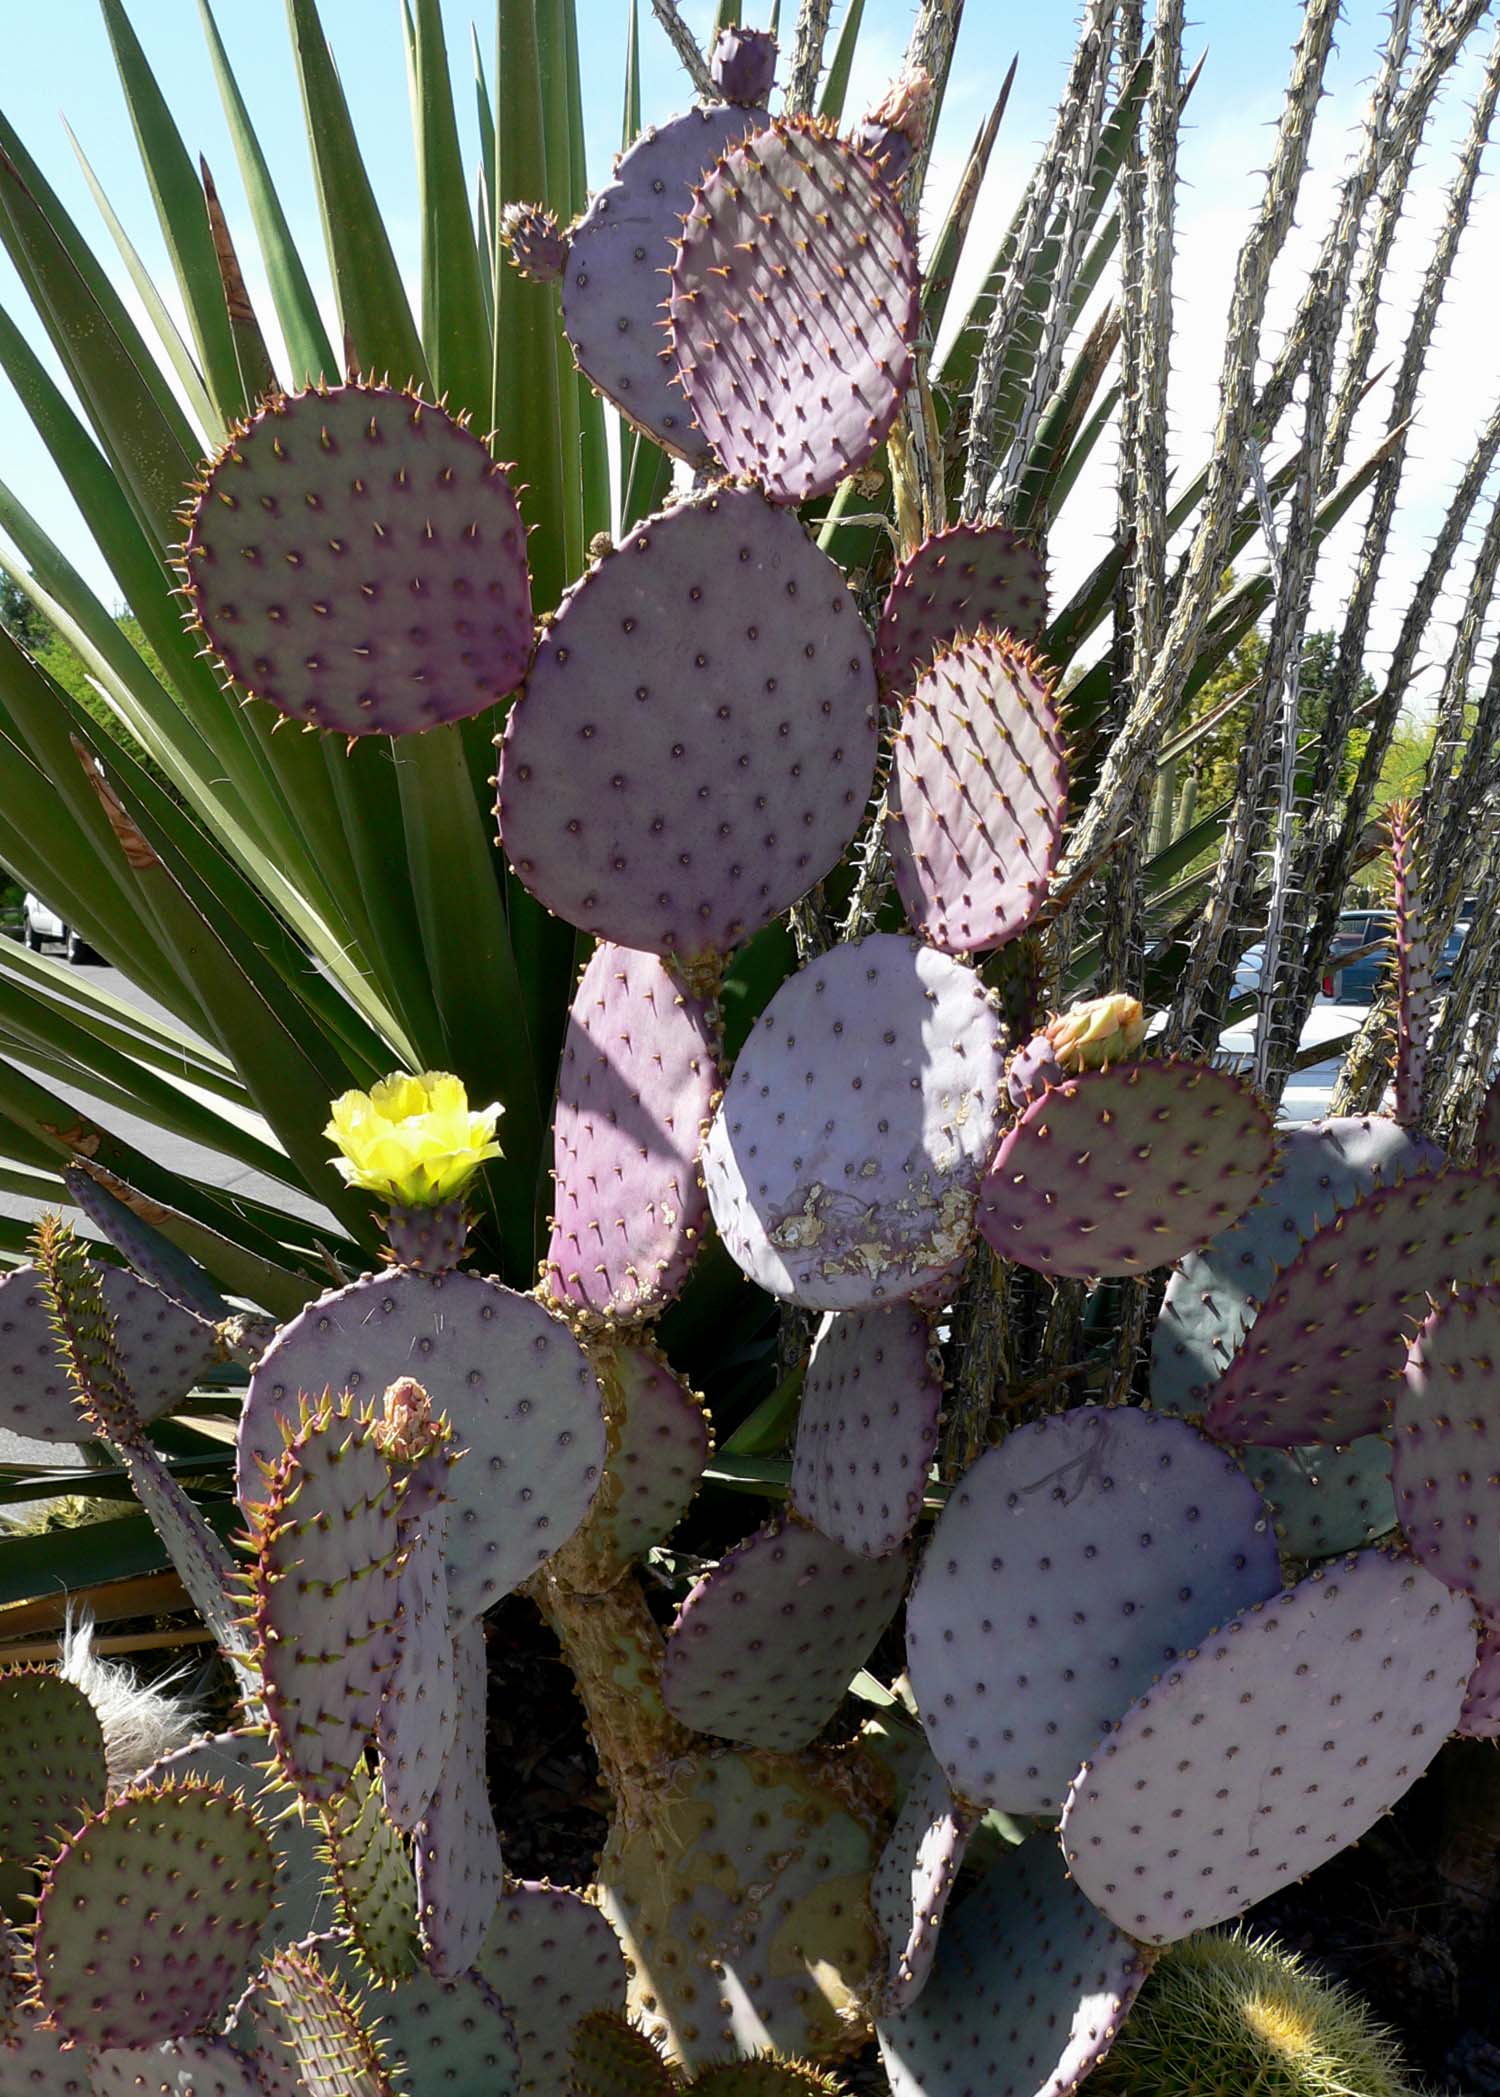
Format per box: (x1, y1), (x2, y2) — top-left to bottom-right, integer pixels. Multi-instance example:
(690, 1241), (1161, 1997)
(851, 68), (936, 185)
(500, 199), (568, 282)
(709, 25), (778, 104)
(1047, 992), (1148, 1069)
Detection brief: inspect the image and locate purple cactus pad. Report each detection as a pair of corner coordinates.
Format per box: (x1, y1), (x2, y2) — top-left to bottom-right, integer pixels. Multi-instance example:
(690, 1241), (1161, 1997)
(789, 1304), (941, 1557)
(872, 1753), (976, 2015)
(887, 632), (1067, 954)
(563, 106), (767, 460)
(91, 2040), (266, 2097)
(906, 1406), (1280, 1814)
(1203, 1166), (1500, 1446)
(877, 524), (1049, 697)
(875, 1837), (1149, 2097)
(703, 934), (1005, 1311)
(545, 941), (720, 1321)
(0, 1260), (215, 1443)
(239, 1268), (606, 1618)
(661, 1512), (906, 1751)
(1005, 1029), (1065, 1110)
(1393, 1279), (1500, 1609)
(977, 1060), (1277, 1281)
(476, 1883), (628, 2097)
(1060, 1549), (1478, 1944)
(501, 200), (568, 283)
(414, 1616), (503, 1978)
(669, 119), (920, 505)
(497, 487), (879, 966)
(376, 1537), (458, 1831)
(182, 384), (533, 737)
(1460, 1608), (1500, 1738)
(710, 26), (778, 104)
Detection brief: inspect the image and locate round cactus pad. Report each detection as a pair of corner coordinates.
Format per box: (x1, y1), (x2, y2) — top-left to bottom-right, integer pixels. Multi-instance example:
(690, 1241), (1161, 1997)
(182, 383), (533, 737)
(789, 1305), (941, 1557)
(545, 941), (720, 1321)
(475, 1882), (628, 2097)
(877, 524), (1049, 695)
(1461, 1609), (1500, 1739)
(563, 104), (767, 459)
(687, 2067), (846, 2095)
(0, 1260), (215, 1443)
(91, 2039), (268, 2097)
(550, 1337), (710, 1593)
(596, 1748), (880, 2067)
(1240, 1436), (1396, 1558)
(875, 1837), (1149, 2097)
(871, 1753), (975, 2015)
(569, 2009), (674, 2097)
(704, 934), (1005, 1310)
(669, 120), (919, 504)
(0, 1670), (107, 1916)
(887, 632), (1067, 954)
(1394, 1280), (1500, 1609)
(907, 1406), (1280, 1814)
(1151, 1115), (1440, 1414)
(31, 1778), (277, 2048)
(977, 1061), (1277, 1281)
(1203, 1167), (1500, 1446)
(413, 1617), (503, 1978)
(662, 1513), (907, 1751)
(1061, 1549), (1478, 1944)
(240, 1269), (605, 1618)
(371, 1964), (519, 2097)
(497, 487), (879, 965)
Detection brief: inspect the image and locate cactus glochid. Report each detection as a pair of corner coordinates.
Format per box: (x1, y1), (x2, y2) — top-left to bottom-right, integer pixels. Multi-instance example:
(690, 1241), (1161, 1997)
(0, 21), (1479, 2097)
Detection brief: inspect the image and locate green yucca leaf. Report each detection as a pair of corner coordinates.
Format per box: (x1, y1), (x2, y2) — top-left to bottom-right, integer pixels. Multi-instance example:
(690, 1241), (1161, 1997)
(819, 0), (866, 123)
(623, 0), (642, 148)
(412, 0), (493, 422)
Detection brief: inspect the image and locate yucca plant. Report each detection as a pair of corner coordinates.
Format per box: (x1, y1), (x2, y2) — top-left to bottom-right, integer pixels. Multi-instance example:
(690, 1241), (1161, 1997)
(0, 1), (1499, 2089)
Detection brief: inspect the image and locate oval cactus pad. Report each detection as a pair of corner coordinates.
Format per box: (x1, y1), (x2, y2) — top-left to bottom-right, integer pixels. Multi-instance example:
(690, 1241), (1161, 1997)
(545, 941), (720, 1322)
(669, 119), (920, 504)
(907, 1407), (1279, 1814)
(414, 1617), (503, 1978)
(977, 1061), (1277, 1281)
(0, 1671), (107, 1910)
(1061, 1549), (1477, 1944)
(789, 1304), (941, 1557)
(32, 1779), (277, 2048)
(704, 934), (1005, 1310)
(662, 1513), (907, 1751)
(0, 1260), (214, 1443)
(875, 1837), (1149, 2097)
(1152, 1115), (1440, 1414)
(1394, 1279), (1500, 1609)
(497, 488), (879, 965)
(872, 1752), (976, 2016)
(563, 104), (767, 459)
(239, 1269), (605, 1618)
(182, 383), (533, 736)
(887, 632), (1067, 954)
(877, 523), (1049, 696)
(1204, 1167), (1500, 1446)
(476, 1882), (628, 2097)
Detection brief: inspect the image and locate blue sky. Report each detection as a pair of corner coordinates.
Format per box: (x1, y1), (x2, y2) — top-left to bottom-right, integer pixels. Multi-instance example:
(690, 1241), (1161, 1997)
(1, 1), (1496, 698)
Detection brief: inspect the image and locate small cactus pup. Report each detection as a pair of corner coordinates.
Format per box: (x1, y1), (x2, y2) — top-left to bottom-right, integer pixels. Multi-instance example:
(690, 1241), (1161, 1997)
(668, 119), (920, 504)
(181, 382), (534, 738)
(1392, 1277), (1500, 1610)
(1005, 991), (1148, 1108)
(710, 25), (779, 105)
(1083, 1929), (1421, 2097)
(850, 66), (936, 186)
(326, 1068), (503, 1272)
(886, 631), (1069, 955)
(500, 199), (568, 283)
(874, 1836), (1151, 2097)
(1060, 1549), (1478, 1944)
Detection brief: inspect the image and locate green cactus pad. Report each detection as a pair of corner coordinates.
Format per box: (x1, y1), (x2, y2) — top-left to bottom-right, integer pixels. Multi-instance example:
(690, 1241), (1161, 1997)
(876, 524), (1049, 696)
(550, 1337), (711, 1594)
(685, 2063), (849, 2095)
(887, 632), (1068, 955)
(569, 2008), (676, 2097)
(0, 1260), (215, 1444)
(247, 1943), (394, 2097)
(870, 1752), (975, 2016)
(31, 1777), (277, 2048)
(91, 2038), (267, 2097)
(322, 1765), (420, 1985)
(1204, 1167), (1500, 1446)
(364, 1963), (520, 2097)
(496, 487), (879, 968)
(1, 1926), (90, 2091)
(661, 1514), (907, 1752)
(874, 1836), (1149, 2097)
(475, 1882), (628, 2097)
(1393, 1278), (1500, 1608)
(248, 1395), (404, 1808)
(1060, 1550), (1477, 1944)
(0, 1668), (108, 1922)
(595, 1748), (881, 2068)
(788, 1305), (942, 1559)
(414, 1616), (503, 1978)
(977, 1060), (1277, 1280)
(181, 384), (533, 738)
(240, 1269), (607, 1619)
(668, 120), (920, 504)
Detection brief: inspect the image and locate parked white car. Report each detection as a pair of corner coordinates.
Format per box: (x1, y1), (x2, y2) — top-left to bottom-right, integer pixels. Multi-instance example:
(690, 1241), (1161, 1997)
(21, 892), (98, 964)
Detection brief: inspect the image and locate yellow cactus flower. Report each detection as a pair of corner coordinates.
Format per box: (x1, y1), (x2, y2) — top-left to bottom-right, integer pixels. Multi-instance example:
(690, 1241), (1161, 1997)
(1045, 993), (1147, 1072)
(325, 1071), (502, 1207)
